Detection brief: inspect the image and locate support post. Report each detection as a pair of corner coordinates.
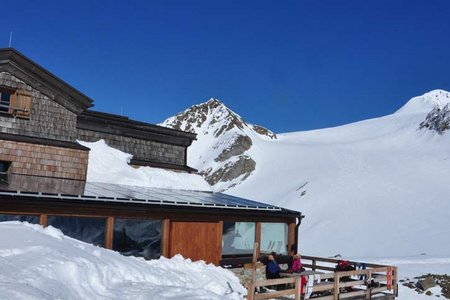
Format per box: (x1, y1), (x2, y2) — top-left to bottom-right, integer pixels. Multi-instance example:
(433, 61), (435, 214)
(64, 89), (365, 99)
(247, 242), (259, 300)
(39, 214), (48, 227)
(366, 270), (372, 299)
(255, 222), (261, 257)
(294, 276), (301, 300)
(105, 216), (114, 249)
(161, 219), (170, 257)
(288, 222), (296, 255)
(334, 272), (340, 300)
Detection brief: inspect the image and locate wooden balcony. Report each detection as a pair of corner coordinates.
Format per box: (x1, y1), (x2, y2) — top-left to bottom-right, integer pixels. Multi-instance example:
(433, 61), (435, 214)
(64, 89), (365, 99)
(246, 251), (398, 300)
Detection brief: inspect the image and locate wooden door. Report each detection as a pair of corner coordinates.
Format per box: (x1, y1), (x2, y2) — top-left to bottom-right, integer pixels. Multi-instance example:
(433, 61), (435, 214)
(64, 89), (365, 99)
(169, 221), (222, 265)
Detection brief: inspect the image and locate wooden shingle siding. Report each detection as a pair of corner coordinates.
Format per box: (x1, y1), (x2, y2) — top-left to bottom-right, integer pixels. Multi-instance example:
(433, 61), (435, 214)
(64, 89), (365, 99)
(0, 139), (88, 180)
(0, 72), (78, 142)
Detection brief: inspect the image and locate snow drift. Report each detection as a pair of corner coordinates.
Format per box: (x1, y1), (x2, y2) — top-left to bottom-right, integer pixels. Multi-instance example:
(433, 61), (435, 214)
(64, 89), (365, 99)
(79, 139), (211, 191)
(0, 221), (245, 300)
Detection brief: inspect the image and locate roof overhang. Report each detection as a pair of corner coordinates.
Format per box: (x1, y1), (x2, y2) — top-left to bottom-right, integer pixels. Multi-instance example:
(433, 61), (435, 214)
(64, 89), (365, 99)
(0, 48), (93, 114)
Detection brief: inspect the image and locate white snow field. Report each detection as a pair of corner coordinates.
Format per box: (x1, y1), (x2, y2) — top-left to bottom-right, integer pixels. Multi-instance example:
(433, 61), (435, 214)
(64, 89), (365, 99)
(0, 221), (245, 300)
(226, 90), (450, 259)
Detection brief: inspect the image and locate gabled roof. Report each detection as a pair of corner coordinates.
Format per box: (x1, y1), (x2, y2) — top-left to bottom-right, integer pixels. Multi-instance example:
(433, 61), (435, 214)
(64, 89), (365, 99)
(0, 48), (93, 114)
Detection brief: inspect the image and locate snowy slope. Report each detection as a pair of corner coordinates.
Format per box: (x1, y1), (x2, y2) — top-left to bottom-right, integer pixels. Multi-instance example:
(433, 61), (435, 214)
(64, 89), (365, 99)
(0, 221), (245, 300)
(162, 90), (450, 259)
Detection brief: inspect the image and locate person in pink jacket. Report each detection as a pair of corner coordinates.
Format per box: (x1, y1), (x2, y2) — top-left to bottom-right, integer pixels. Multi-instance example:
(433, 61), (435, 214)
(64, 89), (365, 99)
(291, 254), (304, 272)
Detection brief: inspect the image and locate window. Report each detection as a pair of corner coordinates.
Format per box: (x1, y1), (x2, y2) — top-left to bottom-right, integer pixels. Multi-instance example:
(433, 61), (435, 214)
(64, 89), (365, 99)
(0, 214), (39, 223)
(260, 223), (289, 255)
(113, 218), (161, 260)
(222, 222), (256, 255)
(0, 88), (32, 119)
(47, 216), (106, 247)
(0, 161), (11, 173)
(0, 90), (11, 113)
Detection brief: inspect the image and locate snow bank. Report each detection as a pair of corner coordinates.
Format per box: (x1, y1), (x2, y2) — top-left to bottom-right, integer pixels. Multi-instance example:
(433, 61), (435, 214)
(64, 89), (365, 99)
(0, 221), (245, 300)
(78, 140), (211, 191)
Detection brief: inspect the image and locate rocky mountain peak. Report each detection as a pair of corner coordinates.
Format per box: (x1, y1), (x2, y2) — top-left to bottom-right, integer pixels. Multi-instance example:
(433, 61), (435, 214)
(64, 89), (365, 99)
(160, 98), (277, 191)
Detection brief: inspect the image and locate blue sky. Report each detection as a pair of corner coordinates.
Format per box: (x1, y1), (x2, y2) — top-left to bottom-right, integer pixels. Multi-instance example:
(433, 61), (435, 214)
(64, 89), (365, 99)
(1, 0), (449, 132)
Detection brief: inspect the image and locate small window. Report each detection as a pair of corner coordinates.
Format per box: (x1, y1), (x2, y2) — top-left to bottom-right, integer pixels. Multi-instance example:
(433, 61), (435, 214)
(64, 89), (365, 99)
(0, 90), (12, 113)
(0, 88), (32, 119)
(0, 161), (11, 173)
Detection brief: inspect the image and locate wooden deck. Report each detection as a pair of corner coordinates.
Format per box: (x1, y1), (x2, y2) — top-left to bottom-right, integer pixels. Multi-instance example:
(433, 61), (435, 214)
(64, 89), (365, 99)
(246, 245), (398, 300)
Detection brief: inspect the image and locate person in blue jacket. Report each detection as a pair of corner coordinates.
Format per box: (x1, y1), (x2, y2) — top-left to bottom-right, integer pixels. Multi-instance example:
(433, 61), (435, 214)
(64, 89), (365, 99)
(266, 252), (282, 279)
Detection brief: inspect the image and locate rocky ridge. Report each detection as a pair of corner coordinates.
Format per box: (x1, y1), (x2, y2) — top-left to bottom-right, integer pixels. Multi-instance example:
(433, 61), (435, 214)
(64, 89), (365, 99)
(161, 98), (276, 191)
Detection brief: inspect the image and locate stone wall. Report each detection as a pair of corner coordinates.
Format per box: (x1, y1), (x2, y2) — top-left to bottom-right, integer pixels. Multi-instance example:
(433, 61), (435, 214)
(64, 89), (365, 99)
(77, 129), (186, 166)
(0, 139), (88, 181)
(0, 72), (78, 142)
(229, 263), (266, 287)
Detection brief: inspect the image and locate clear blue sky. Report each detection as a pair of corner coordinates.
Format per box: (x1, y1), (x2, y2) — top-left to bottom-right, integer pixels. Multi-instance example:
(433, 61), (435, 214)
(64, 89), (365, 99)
(1, 0), (449, 132)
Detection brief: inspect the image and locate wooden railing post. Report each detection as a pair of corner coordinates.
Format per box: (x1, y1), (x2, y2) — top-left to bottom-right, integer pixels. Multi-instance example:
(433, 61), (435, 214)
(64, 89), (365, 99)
(366, 270), (372, 299)
(39, 214), (48, 227)
(247, 242), (259, 300)
(334, 272), (340, 300)
(312, 258), (317, 271)
(294, 276), (301, 300)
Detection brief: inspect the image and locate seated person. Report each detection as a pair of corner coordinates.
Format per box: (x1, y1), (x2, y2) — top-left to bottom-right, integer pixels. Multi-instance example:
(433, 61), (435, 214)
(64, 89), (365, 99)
(266, 252), (282, 279)
(291, 254), (305, 273)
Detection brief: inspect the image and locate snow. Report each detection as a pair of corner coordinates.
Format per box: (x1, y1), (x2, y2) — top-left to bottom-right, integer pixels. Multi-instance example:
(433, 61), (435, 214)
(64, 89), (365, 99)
(78, 139), (211, 191)
(0, 221), (245, 300)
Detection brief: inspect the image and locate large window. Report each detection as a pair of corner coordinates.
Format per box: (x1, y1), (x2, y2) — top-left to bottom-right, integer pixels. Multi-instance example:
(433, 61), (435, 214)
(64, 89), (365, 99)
(0, 214), (39, 223)
(222, 222), (256, 255)
(260, 223), (288, 255)
(47, 216), (105, 247)
(113, 218), (161, 260)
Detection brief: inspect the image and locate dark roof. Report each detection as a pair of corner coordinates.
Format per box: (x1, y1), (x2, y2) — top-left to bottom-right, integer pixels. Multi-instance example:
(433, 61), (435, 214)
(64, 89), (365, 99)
(0, 48), (93, 114)
(0, 174), (301, 218)
(77, 110), (197, 146)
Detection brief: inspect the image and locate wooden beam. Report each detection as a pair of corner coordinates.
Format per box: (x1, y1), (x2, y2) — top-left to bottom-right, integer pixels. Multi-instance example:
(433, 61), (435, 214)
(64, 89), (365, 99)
(161, 219), (170, 257)
(255, 222), (261, 257)
(104, 216), (114, 249)
(288, 222), (296, 256)
(39, 214), (48, 227)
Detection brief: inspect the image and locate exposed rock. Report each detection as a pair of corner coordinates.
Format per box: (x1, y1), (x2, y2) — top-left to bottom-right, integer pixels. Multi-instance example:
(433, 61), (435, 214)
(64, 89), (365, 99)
(419, 104), (450, 134)
(203, 156), (256, 187)
(252, 124), (277, 139)
(216, 135), (252, 162)
(417, 277), (437, 291)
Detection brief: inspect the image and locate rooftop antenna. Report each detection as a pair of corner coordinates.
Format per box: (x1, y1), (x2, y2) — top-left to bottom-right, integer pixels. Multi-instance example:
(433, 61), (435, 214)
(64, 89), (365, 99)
(8, 32), (13, 48)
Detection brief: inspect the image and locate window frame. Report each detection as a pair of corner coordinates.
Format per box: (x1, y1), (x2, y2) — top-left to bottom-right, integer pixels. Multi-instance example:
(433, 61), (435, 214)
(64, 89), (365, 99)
(0, 87), (32, 119)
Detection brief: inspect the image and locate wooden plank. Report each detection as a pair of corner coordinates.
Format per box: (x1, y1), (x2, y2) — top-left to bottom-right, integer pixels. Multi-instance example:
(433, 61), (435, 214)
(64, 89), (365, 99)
(301, 255), (389, 269)
(255, 277), (296, 287)
(302, 264), (336, 272)
(312, 283), (335, 292)
(288, 222), (296, 256)
(39, 214), (48, 227)
(254, 288), (296, 300)
(161, 219), (170, 257)
(104, 216), (114, 249)
(339, 289), (367, 299)
(340, 280), (366, 288)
